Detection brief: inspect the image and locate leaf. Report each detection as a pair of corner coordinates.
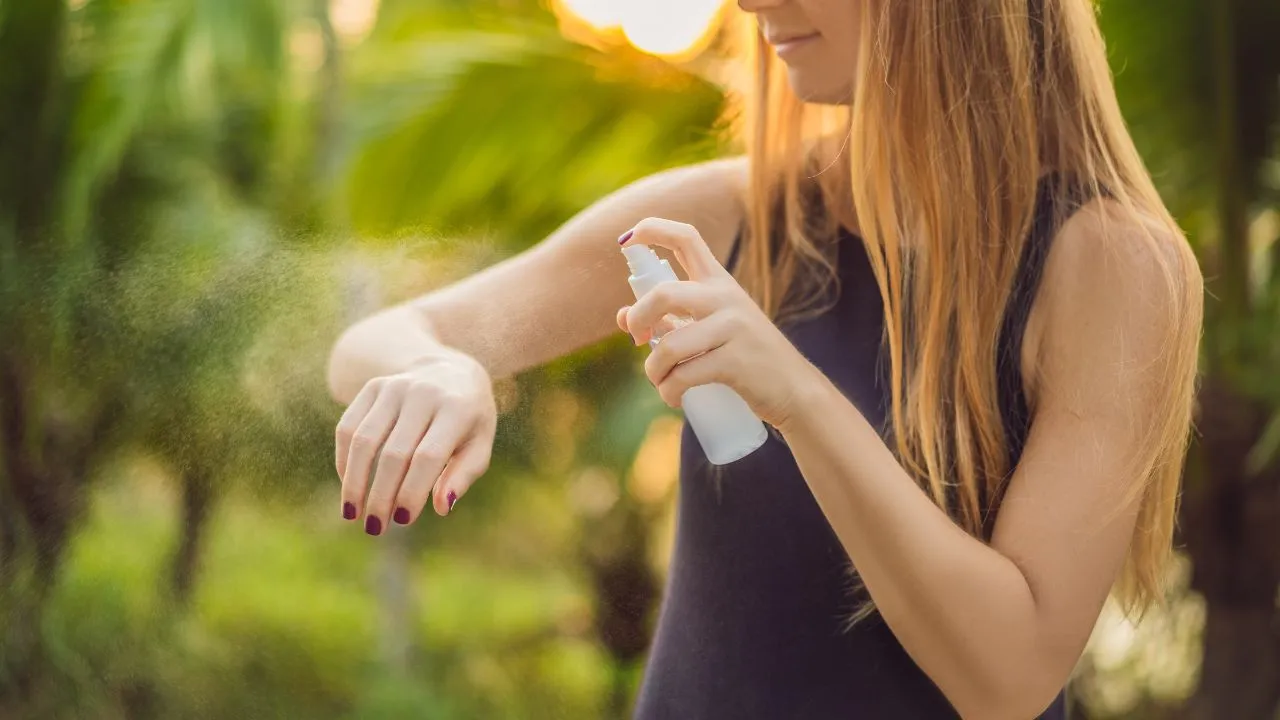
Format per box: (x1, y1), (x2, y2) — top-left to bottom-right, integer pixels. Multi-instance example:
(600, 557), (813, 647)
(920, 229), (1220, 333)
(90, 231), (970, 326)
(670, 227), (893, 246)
(1244, 409), (1280, 476)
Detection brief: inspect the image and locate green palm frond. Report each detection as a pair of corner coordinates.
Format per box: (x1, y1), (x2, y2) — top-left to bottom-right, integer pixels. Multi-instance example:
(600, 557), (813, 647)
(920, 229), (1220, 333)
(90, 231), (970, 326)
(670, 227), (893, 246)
(340, 16), (727, 244)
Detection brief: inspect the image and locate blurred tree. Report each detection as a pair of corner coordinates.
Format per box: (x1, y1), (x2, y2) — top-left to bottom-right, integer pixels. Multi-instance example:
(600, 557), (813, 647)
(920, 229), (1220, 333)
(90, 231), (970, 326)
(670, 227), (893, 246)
(1, 0), (726, 714)
(0, 0), (340, 705)
(1101, 0), (1280, 717)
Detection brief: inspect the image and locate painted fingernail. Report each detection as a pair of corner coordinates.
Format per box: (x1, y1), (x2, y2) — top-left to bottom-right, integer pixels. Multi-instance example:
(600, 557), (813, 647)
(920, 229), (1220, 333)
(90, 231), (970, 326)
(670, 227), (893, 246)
(618, 230), (634, 245)
(343, 502), (357, 520)
(447, 491), (458, 513)
(365, 516), (382, 536)
(393, 507), (411, 525)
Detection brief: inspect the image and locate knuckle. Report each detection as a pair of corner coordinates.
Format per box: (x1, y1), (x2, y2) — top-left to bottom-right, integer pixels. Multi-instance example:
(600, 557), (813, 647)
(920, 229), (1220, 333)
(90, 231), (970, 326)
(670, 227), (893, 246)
(723, 310), (747, 332)
(633, 217), (665, 236)
(351, 433), (381, 452)
(712, 280), (739, 302)
(413, 447), (450, 467)
(438, 388), (469, 407)
(410, 379), (442, 399)
(644, 350), (667, 378)
(381, 447), (412, 468)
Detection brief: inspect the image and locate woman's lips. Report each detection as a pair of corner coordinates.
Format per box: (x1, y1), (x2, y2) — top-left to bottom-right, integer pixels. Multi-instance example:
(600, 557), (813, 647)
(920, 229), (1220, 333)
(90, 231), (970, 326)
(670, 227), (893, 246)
(769, 32), (821, 58)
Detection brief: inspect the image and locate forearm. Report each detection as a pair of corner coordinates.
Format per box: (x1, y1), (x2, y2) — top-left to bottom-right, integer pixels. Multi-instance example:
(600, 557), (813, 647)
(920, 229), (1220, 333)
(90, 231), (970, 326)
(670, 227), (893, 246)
(780, 370), (1057, 717)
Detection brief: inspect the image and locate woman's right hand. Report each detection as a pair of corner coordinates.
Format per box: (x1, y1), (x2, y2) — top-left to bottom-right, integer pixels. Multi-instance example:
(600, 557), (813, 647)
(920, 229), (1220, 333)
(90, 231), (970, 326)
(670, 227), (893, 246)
(334, 350), (497, 535)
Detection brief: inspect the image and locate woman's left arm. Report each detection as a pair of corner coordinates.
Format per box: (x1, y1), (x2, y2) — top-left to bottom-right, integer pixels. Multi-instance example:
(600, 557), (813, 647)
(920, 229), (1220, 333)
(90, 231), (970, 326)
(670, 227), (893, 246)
(619, 210), (1197, 720)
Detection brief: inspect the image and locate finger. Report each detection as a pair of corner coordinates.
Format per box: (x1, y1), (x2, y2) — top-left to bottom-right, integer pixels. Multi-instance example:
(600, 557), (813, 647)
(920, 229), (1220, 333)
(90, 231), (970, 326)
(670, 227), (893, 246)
(342, 382), (405, 520)
(626, 281), (722, 344)
(624, 217), (728, 282)
(363, 391), (437, 534)
(644, 312), (736, 386)
(335, 380), (380, 479)
(655, 348), (734, 408)
(394, 406), (478, 524)
(432, 435), (493, 517)
(616, 305), (631, 334)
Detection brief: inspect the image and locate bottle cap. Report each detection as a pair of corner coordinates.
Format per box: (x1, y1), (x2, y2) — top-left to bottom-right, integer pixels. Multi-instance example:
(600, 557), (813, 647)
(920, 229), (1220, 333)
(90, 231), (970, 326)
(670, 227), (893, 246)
(622, 245), (664, 277)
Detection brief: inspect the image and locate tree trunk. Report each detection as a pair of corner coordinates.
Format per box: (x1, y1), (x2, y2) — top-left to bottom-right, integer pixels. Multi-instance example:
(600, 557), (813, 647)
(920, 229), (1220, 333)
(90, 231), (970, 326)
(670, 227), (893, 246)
(171, 468), (214, 605)
(581, 502), (660, 718)
(1181, 378), (1280, 720)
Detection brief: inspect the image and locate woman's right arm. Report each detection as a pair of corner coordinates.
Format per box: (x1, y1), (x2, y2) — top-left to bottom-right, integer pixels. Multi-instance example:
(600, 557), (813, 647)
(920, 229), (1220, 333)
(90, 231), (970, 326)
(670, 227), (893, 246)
(328, 157), (747, 530)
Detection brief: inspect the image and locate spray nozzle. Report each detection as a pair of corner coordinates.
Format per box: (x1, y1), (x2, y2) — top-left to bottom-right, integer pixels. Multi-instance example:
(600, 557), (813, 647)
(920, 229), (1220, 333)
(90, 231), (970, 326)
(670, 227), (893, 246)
(622, 244), (665, 277)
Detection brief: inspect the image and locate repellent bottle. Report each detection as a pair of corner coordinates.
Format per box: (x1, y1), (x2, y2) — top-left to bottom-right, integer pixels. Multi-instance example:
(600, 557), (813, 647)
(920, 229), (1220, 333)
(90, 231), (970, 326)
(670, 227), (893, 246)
(622, 244), (769, 465)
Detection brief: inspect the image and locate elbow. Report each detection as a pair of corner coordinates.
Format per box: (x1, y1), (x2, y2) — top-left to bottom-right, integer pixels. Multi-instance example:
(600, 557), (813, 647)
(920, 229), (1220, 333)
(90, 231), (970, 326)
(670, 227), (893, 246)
(956, 694), (1059, 720)
(952, 670), (1064, 720)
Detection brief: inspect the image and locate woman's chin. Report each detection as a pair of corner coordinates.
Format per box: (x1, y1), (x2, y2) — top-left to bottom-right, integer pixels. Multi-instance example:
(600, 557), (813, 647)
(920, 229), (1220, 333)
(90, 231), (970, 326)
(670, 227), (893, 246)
(783, 69), (852, 106)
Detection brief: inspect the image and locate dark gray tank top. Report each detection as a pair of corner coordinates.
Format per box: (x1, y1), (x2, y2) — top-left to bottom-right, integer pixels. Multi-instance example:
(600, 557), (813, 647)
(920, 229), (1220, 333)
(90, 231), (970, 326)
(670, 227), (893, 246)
(633, 177), (1087, 719)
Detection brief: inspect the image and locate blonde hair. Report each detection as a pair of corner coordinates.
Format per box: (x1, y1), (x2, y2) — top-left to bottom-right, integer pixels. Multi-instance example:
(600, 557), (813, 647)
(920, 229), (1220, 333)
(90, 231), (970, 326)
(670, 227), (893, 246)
(734, 0), (1202, 619)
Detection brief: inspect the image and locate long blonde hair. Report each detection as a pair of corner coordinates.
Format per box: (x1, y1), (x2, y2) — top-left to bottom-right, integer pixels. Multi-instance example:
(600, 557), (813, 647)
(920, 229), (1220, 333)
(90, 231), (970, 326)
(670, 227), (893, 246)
(735, 0), (1202, 618)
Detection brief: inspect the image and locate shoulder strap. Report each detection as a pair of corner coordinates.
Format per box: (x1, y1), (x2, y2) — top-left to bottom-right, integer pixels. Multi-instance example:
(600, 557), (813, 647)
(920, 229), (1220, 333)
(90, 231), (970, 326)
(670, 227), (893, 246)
(995, 174), (1093, 479)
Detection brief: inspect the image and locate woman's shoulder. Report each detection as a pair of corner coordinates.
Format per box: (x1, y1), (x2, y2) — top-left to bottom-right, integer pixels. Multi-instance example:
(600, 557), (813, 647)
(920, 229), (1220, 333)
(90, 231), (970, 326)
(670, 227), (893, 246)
(1028, 196), (1203, 397)
(1042, 198), (1201, 310)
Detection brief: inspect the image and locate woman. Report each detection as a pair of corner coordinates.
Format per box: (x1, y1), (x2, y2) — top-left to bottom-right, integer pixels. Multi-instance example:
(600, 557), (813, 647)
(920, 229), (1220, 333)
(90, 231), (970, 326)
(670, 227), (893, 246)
(328, 0), (1203, 717)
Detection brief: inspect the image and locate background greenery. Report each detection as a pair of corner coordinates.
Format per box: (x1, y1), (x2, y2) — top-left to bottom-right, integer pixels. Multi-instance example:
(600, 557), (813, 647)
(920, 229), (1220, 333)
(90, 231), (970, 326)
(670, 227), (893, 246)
(0, 0), (1276, 718)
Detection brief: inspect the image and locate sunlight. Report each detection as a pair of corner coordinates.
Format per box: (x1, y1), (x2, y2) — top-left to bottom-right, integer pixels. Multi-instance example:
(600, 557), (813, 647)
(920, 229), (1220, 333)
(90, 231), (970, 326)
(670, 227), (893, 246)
(621, 0), (726, 58)
(554, 0), (730, 59)
(330, 0), (380, 43)
(556, 0), (622, 30)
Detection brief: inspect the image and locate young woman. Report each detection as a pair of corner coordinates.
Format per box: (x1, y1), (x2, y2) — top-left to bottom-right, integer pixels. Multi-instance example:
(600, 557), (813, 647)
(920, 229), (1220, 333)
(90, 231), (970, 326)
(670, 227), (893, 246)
(328, 0), (1203, 717)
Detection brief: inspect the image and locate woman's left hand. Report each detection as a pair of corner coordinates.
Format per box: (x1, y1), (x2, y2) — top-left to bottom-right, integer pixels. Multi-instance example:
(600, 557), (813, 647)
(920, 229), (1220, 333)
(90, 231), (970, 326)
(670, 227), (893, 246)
(616, 218), (820, 430)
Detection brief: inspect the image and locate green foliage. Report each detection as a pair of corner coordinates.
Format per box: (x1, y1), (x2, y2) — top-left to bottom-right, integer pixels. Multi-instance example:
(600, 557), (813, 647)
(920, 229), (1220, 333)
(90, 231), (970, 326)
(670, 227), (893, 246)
(4, 0), (1276, 716)
(0, 0), (712, 716)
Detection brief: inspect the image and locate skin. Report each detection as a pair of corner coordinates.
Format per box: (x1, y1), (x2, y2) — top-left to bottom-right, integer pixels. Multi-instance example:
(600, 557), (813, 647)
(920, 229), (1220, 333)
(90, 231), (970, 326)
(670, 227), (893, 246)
(330, 1), (1198, 716)
(735, 0), (860, 103)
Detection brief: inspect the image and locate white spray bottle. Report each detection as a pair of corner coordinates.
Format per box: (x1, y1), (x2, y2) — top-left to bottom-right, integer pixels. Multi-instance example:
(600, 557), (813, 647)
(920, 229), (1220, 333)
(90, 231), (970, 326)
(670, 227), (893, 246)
(622, 244), (769, 465)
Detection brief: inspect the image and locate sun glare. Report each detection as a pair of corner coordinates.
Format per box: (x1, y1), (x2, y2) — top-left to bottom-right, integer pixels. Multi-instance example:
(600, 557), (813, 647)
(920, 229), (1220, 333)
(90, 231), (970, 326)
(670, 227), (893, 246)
(554, 0), (730, 60)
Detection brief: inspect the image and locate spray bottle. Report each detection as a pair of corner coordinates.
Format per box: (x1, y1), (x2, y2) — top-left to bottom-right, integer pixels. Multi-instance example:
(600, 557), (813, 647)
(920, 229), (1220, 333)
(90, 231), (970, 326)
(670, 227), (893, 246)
(622, 244), (769, 465)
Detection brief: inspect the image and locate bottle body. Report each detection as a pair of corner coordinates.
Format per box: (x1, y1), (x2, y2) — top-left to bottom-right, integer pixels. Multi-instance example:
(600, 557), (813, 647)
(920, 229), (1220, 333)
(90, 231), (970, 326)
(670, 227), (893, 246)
(622, 246), (768, 465)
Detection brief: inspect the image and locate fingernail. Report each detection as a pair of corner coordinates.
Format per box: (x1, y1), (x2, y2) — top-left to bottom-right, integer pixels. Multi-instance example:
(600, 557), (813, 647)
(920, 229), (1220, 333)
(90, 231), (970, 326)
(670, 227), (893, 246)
(447, 491), (458, 513)
(365, 516), (382, 536)
(618, 230), (634, 245)
(393, 507), (411, 525)
(343, 502), (357, 520)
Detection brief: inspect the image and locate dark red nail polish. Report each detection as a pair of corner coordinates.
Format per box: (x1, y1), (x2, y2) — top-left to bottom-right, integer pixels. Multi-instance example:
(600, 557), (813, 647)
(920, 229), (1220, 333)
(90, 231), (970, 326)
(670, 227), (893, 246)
(365, 516), (382, 536)
(393, 507), (411, 525)
(343, 502), (357, 520)
(618, 230), (634, 245)
(447, 491), (458, 513)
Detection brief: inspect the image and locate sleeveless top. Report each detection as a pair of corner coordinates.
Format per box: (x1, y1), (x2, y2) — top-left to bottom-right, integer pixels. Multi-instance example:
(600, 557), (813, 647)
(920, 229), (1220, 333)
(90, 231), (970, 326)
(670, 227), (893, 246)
(633, 177), (1088, 719)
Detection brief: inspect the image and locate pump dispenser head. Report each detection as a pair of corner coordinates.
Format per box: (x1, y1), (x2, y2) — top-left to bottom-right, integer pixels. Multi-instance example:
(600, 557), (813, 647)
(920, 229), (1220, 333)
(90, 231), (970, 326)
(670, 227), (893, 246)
(622, 244), (663, 276)
(623, 244), (677, 299)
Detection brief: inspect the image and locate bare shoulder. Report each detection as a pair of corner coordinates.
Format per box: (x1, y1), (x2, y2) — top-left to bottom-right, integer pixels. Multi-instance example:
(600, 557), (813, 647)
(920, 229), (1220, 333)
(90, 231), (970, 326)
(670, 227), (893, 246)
(1027, 197), (1203, 407)
(1039, 197), (1202, 328)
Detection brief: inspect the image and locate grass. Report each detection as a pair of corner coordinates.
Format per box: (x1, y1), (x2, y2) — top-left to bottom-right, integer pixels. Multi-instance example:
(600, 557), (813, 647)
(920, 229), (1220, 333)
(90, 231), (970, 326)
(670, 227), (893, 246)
(30, 465), (616, 719)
